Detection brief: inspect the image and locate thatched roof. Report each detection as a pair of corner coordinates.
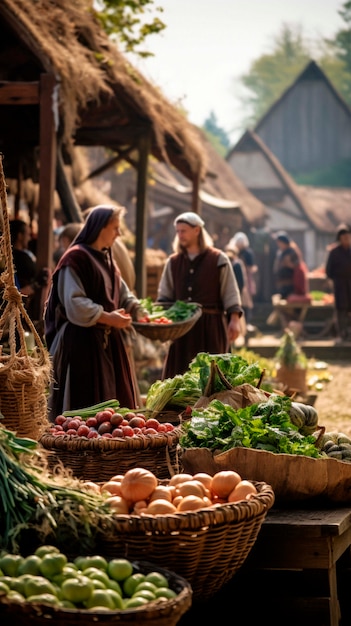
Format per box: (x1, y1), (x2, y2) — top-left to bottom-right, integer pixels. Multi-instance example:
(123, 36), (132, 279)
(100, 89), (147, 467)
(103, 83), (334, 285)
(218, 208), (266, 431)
(0, 0), (205, 181)
(298, 186), (351, 233)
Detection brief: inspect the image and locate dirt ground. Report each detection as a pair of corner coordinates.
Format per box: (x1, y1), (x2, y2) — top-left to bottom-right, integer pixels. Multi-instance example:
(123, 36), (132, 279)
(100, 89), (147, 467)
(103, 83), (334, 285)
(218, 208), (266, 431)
(312, 360), (351, 438)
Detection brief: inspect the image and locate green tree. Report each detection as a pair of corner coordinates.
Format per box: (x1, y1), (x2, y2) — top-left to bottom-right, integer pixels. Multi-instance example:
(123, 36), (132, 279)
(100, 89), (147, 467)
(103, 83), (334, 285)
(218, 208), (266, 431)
(93, 0), (166, 56)
(237, 22), (351, 128)
(202, 111), (230, 157)
(327, 1), (351, 103)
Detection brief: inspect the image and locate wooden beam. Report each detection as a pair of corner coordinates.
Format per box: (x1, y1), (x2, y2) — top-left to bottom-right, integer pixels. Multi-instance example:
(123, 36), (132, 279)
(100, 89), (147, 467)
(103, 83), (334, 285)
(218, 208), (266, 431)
(191, 171), (201, 213)
(37, 73), (57, 273)
(134, 132), (151, 298)
(0, 81), (39, 104)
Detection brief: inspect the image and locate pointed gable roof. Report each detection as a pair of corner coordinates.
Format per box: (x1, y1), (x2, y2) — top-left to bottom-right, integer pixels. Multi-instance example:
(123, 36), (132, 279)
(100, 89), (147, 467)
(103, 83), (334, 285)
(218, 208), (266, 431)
(228, 129), (330, 232)
(254, 60), (351, 134)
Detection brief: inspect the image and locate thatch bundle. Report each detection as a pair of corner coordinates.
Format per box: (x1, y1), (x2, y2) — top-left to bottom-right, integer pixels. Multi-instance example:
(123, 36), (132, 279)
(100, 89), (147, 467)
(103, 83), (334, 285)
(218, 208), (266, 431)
(1, 0), (205, 179)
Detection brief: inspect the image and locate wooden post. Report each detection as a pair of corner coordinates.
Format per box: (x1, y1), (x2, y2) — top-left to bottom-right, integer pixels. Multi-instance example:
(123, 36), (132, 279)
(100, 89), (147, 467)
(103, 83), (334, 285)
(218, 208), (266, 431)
(37, 73), (57, 271)
(134, 131), (150, 298)
(191, 171), (201, 214)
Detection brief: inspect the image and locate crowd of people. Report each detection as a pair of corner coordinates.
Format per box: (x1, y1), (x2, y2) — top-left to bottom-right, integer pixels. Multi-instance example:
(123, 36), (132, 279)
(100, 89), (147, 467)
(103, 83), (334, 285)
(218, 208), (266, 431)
(4, 205), (351, 418)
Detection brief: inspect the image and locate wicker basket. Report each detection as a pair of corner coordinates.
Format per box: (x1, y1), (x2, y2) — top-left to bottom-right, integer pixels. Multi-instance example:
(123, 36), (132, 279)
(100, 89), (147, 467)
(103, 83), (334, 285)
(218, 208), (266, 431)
(133, 303), (202, 342)
(0, 560), (192, 626)
(39, 428), (182, 481)
(97, 480), (275, 601)
(0, 156), (51, 440)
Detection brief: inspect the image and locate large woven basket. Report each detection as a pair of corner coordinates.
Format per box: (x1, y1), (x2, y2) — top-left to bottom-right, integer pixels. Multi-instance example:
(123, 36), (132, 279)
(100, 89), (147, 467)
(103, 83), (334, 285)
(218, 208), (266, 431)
(39, 428), (182, 481)
(0, 156), (51, 440)
(0, 560), (192, 626)
(133, 303), (202, 342)
(97, 480), (275, 601)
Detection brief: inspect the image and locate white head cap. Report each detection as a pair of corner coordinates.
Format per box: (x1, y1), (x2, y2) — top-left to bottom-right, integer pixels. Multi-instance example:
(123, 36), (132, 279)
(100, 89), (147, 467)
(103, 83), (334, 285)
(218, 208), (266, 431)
(229, 232), (249, 249)
(174, 212), (205, 228)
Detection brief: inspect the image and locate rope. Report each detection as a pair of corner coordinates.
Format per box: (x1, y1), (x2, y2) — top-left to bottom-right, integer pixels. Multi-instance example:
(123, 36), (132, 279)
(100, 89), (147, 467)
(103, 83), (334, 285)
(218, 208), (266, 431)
(0, 154), (50, 377)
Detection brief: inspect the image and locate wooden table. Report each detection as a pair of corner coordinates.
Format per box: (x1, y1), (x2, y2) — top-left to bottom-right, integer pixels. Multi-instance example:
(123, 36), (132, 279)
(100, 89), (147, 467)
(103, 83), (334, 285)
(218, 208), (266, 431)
(234, 507), (351, 625)
(274, 300), (336, 337)
(179, 507), (351, 626)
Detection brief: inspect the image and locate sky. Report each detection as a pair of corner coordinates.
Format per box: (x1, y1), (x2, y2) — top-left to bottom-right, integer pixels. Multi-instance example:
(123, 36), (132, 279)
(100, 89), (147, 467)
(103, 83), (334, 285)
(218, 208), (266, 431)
(130, 0), (345, 143)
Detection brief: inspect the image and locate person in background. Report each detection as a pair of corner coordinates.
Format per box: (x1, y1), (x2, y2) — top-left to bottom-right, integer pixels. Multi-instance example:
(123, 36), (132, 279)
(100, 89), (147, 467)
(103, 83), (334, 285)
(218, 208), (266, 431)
(44, 204), (148, 419)
(157, 212), (243, 379)
(53, 222), (83, 266)
(227, 231), (257, 329)
(9, 219), (49, 322)
(273, 231), (304, 299)
(225, 242), (250, 341)
(326, 224), (351, 343)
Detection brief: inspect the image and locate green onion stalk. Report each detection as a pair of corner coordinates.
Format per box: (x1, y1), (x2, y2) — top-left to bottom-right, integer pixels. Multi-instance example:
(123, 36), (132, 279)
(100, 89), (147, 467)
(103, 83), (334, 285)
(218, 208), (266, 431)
(0, 426), (110, 553)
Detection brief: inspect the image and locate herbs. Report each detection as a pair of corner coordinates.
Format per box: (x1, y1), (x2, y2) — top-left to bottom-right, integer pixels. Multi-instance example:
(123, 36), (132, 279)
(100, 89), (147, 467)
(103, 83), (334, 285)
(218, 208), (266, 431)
(189, 352), (263, 394)
(145, 353), (264, 413)
(140, 298), (199, 322)
(145, 372), (201, 412)
(180, 395), (321, 458)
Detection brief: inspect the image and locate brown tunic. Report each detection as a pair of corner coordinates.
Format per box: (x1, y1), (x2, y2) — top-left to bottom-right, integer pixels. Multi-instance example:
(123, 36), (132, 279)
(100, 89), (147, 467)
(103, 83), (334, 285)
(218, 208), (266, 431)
(161, 248), (229, 379)
(44, 244), (138, 418)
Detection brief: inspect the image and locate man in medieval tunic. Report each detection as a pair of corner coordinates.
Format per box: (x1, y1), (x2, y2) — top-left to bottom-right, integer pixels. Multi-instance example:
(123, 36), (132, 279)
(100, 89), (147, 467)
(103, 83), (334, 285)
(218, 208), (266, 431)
(157, 212), (243, 379)
(326, 224), (351, 343)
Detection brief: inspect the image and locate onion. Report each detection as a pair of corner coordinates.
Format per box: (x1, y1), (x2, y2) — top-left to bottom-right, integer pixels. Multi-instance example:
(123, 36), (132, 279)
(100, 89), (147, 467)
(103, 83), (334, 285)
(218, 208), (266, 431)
(120, 467), (157, 502)
(210, 470), (242, 499)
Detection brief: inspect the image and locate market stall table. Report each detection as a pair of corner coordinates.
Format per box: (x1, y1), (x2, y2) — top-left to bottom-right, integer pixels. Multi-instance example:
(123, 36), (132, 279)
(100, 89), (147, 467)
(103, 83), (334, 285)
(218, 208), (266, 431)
(179, 506), (351, 626)
(273, 300), (335, 338)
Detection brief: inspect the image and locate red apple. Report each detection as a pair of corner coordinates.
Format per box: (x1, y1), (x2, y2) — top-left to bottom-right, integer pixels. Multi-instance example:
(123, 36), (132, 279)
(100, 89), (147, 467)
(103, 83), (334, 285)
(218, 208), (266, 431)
(163, 422), (175, 432)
